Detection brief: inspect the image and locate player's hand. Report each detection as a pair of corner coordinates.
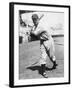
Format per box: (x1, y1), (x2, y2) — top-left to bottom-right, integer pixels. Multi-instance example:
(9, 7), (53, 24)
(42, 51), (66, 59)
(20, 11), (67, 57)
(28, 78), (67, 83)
(30, 29), (34, 34)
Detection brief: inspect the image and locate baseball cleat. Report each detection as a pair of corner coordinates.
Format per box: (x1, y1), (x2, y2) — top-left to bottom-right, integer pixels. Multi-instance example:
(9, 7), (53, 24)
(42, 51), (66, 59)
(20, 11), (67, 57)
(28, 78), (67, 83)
(42, 72), (48, 78)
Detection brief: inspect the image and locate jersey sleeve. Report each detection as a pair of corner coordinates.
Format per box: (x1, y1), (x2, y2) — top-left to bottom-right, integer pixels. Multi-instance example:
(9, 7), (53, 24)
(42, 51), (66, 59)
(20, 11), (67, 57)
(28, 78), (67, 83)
(33, 17), (51, 36)
(34, 26), (43, 35)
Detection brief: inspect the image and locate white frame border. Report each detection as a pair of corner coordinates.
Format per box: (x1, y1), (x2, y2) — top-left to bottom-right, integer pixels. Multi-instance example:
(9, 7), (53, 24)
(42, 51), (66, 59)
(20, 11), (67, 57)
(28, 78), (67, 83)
(14, 4), (69, 86)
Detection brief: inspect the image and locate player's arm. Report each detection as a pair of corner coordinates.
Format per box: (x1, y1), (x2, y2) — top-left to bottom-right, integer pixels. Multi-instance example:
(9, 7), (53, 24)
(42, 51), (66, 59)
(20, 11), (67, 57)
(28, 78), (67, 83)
(31, 29), (38, 35)
(30, 26), (40, 35)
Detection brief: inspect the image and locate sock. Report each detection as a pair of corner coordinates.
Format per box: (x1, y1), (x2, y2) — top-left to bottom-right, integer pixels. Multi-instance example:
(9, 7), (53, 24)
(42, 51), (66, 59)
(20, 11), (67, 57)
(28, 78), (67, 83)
(41, 64), (46, 74)
(53, 61), (56, 65)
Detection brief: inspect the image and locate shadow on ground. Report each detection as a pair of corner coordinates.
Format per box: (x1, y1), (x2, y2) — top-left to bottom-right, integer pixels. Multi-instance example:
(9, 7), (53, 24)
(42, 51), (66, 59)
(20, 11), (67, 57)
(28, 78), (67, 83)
(26, 65), (54, 76)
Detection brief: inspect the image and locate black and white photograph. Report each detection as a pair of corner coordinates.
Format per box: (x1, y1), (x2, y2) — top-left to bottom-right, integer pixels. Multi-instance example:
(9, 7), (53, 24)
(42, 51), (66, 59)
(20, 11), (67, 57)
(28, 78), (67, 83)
(9, 2), (70, 87)
(19, 10), (64, 79)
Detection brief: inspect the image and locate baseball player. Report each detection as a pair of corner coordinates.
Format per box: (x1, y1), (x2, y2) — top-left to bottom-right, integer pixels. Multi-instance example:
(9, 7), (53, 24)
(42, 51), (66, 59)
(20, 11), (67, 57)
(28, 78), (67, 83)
(30, 14), (58, 78)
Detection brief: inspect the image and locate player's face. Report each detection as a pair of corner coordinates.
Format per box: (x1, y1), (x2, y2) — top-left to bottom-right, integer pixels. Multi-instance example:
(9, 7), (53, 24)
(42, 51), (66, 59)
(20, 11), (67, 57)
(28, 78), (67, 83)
(33, 19), (38, 26)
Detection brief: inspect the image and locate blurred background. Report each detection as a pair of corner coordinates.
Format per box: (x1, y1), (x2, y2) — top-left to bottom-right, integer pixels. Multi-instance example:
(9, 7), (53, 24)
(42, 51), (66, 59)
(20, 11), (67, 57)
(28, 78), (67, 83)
(19, 10), (64, 79)
(19, 11), (64, 43)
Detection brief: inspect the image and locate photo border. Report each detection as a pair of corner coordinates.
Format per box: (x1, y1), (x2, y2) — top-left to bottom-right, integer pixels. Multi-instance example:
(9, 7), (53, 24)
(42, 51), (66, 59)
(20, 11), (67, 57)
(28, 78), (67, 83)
(9, 2), (70, 88)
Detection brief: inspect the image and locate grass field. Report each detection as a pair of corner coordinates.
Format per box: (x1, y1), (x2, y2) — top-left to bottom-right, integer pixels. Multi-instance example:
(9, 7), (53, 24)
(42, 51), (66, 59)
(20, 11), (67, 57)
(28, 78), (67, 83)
(19, 36), (64, 79)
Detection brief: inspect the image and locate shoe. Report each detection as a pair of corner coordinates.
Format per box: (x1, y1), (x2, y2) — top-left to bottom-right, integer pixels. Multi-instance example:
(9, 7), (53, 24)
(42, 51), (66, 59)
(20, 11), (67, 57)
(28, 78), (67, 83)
(41, 64), (48, 78)
(52, 65), (57, 69)
(43, 72), (48, 78)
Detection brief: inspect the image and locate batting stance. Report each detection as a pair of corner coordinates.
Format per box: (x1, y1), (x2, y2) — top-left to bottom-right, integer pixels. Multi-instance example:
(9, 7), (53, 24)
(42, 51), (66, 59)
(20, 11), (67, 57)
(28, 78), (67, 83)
(30, 14), (57, 78)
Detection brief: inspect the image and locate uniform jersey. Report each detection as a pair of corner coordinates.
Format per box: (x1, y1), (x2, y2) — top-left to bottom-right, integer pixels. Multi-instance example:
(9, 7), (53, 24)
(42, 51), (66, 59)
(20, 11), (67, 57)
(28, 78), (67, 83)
(31, 15), (56, 66)
(32, 17), (51, 41)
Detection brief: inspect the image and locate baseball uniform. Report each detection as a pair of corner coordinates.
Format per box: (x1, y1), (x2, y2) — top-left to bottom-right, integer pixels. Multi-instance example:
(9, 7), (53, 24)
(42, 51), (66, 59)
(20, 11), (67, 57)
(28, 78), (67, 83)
(31, 17), (56, 65)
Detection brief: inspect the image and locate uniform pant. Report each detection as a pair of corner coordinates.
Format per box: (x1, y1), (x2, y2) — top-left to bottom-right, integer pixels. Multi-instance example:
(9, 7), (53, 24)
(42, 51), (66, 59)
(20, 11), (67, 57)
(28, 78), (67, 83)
(40, 37), (56, 65)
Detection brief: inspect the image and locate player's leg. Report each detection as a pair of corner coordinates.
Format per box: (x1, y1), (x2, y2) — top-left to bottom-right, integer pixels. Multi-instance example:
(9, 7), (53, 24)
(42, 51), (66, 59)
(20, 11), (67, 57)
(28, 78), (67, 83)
(47, 39), (58, 69)
(49, 51), (57, 69)
(43, 38), (57, 69)
(40, 42), (48, 78)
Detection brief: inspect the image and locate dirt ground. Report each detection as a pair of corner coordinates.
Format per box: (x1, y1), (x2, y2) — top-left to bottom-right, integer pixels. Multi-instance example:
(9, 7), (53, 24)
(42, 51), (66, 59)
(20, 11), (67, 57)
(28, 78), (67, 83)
(19, 36), (64, 79)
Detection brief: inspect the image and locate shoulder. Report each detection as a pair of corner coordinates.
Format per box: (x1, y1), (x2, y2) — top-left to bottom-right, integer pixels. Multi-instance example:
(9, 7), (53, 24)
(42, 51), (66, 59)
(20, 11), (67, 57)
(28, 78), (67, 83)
(38, 17), (50, 30)
(37, 19), (45, 30)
